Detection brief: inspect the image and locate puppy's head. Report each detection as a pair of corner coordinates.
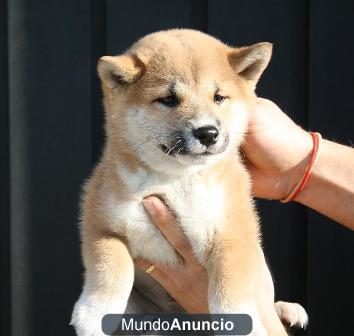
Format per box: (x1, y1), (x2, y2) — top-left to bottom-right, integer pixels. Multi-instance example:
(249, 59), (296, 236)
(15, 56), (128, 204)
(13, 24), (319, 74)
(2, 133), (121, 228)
(98, 29), (272, 175)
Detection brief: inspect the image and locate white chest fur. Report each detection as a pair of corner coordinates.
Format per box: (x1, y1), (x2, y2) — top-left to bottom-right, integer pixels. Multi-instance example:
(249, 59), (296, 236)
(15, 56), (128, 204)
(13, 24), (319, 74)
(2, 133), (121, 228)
(104, 164), (225, 266)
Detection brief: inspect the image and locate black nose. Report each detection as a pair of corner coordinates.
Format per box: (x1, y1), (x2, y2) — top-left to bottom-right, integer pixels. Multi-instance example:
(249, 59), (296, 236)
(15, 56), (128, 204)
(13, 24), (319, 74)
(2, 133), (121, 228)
(192, 126), (219, 147)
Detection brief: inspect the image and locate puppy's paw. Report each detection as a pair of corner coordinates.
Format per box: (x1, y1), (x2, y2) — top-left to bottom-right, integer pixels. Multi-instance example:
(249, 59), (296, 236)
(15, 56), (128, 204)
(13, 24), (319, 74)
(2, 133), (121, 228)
(71, 294), (126, 336)
(275, 301), (308, 329)
(71, 301), (103, 336)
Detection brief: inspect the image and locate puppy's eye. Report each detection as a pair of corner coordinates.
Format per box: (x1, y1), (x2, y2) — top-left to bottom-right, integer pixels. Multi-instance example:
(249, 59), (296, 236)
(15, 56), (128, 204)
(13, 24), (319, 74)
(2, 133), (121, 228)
(214, 93), (226, 104)
(156, 95), (179, 107)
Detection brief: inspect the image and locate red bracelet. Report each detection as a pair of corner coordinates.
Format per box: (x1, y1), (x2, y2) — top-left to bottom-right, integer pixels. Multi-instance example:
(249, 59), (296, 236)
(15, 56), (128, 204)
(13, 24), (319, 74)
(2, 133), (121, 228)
(281, 132), (322, 203)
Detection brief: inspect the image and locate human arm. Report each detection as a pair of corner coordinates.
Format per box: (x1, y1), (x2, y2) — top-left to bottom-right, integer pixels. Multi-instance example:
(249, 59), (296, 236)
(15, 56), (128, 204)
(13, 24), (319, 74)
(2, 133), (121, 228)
(244, 98), (354, 229)
(294, 139), (354, 228)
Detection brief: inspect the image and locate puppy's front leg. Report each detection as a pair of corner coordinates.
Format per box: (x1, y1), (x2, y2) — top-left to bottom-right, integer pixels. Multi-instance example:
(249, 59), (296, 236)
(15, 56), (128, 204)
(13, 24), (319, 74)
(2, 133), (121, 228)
(207, 237), (267, 336)
(71, 231), (134, 336)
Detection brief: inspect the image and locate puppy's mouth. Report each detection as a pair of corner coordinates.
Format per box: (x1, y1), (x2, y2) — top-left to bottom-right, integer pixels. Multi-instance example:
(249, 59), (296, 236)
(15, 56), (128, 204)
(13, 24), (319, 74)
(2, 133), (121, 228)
(160, 144), (214, 157)
(160, 135), (229, 158)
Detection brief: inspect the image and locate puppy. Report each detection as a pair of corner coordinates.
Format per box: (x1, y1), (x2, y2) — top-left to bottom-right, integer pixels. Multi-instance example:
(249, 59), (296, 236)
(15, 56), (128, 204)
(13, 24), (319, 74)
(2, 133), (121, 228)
(71, 29), (308, 335)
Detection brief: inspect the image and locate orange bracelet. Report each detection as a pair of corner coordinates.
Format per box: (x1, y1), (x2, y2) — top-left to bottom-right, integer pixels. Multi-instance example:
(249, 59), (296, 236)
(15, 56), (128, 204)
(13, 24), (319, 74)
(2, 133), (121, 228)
(281, 132), (322, 203)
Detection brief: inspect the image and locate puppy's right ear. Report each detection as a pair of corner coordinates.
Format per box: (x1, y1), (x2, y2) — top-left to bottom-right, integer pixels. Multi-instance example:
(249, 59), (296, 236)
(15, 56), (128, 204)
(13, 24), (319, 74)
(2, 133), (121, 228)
(97, 54), (145, 89)
(228, 42), (272, 90)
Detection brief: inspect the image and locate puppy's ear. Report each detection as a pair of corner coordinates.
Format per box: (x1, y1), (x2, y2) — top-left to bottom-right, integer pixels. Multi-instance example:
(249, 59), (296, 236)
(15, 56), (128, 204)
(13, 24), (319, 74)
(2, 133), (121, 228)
(228, 42), (272, 90)
(97, 54), (145, 89)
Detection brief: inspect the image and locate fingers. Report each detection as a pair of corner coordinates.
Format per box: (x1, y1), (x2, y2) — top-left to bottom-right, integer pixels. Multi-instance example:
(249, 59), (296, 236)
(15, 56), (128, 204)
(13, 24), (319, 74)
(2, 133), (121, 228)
(143, 196), (198, 264)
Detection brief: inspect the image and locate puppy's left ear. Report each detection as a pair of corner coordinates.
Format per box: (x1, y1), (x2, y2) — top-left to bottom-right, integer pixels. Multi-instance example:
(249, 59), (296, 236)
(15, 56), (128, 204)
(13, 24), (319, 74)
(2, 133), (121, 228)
(228, 42), (272, 90)
(97, 54), (145, 89)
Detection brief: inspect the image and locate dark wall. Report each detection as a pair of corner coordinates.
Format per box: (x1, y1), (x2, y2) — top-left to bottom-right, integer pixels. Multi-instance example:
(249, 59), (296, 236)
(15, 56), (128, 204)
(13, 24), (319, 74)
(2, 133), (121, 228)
(1, 1), (353, 335)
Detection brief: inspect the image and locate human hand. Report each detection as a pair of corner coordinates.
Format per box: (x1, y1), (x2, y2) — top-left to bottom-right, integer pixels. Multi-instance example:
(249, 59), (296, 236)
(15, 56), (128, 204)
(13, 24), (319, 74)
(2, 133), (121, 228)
(243, 98), (313, 200)
(135, 196), (209, 313)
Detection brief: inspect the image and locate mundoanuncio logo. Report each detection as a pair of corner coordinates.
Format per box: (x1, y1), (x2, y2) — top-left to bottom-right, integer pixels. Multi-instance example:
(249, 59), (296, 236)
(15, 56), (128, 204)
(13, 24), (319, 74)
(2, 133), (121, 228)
(102, 314), (252, 335)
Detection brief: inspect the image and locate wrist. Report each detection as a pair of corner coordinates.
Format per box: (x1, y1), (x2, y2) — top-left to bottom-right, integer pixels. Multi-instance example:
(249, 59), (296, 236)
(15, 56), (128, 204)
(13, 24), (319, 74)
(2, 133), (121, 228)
(294, 138), (328, 204)
(281, 132), (321, 202)
(278, 129), (313, 200)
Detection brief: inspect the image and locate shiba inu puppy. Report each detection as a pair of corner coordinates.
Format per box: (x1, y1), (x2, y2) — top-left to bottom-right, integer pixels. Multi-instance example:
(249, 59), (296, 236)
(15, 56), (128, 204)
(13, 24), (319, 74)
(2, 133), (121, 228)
(71, 29), (308, 335)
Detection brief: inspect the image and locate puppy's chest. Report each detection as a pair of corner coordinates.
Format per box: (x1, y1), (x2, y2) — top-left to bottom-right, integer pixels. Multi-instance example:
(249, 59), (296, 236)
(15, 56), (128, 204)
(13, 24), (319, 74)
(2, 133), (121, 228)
(105, 172), (225, 263)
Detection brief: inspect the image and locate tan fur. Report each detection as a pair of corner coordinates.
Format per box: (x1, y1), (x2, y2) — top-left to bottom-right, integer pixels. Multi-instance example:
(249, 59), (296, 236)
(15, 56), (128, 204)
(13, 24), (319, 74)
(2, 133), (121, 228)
(71, 29), (306, 336)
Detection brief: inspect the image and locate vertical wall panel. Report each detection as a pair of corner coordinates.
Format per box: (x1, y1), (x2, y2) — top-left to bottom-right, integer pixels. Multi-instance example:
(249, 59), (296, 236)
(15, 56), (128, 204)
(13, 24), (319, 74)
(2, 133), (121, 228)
(0, 0), (11, 334)
(8, 1), (92, 335)
(90, 0), (107, 164)
(208, 0), (309, 310)
(308, 1), (354, 335)
(106, 0), (207, 55)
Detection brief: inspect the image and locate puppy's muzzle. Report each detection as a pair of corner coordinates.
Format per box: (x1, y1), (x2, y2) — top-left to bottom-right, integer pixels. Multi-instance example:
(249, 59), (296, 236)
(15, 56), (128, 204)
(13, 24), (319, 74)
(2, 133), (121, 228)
(161, 123), (229, 158)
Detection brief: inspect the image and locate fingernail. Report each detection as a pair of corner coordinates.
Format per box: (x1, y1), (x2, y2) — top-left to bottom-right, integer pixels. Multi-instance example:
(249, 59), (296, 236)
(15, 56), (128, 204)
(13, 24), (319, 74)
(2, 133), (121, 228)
(143, 198), (156, 216)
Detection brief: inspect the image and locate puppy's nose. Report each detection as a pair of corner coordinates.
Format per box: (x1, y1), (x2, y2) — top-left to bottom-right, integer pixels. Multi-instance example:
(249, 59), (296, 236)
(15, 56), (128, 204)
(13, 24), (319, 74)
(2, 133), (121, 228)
(192, 126), (219, 147)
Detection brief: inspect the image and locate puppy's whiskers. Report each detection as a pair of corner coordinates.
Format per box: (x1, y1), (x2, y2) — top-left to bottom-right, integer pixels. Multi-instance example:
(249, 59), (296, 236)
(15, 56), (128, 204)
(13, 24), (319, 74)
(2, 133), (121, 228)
(176, 145), (185, 156)
(165, 139), (181, 157)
